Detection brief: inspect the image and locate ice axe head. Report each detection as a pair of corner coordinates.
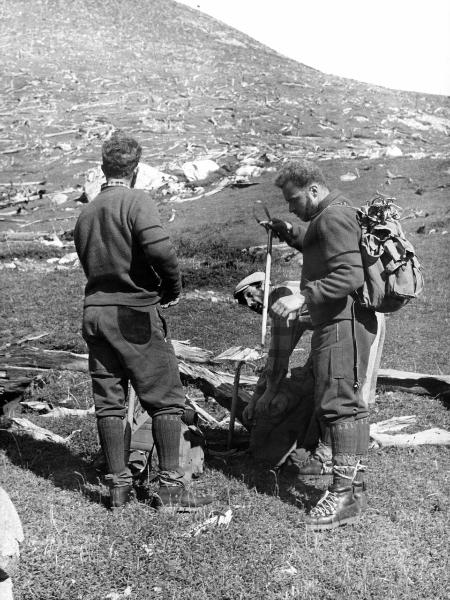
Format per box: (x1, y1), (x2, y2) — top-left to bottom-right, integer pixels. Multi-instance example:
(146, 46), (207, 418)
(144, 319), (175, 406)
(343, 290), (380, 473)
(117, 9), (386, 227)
(253, 204), (272, 230)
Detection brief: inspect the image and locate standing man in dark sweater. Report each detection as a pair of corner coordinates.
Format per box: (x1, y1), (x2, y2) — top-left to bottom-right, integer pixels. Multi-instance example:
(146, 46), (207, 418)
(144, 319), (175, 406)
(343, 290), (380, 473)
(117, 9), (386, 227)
(269, 160), (377, 530)
(74, 132), (212, 510)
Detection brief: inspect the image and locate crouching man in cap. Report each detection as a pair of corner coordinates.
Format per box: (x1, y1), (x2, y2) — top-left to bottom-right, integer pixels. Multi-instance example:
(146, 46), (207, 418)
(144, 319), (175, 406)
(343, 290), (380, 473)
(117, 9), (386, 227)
(268, 160), (378, 531)
(234, 273), (332, 472)
(74, 131), (212, 510)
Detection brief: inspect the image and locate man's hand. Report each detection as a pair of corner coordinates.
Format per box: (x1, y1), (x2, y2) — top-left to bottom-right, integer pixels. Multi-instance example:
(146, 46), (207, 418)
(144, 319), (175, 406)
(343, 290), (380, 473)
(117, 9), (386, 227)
(263, 218), (294, 243)
(270, 293), (306, 320)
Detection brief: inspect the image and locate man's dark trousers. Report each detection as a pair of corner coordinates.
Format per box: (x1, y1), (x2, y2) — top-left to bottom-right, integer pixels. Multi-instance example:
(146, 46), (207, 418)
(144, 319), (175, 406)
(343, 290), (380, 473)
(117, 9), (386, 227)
(311, 304), (377, 461)
(83, 304), (186, 485)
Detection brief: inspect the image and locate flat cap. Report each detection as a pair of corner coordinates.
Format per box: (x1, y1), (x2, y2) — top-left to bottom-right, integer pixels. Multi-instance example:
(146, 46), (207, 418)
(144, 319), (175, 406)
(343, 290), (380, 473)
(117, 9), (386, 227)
(233, 272), (265, 298)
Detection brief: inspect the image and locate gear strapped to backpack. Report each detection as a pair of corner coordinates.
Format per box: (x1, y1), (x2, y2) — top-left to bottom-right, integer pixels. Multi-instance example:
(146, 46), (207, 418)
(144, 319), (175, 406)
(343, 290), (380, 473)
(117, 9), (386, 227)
(354, 195), (424, 313)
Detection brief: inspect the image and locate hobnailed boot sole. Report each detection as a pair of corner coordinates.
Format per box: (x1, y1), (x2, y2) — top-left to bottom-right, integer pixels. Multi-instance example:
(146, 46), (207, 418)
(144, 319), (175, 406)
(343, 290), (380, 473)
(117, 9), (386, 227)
(305, 510), (361, 531)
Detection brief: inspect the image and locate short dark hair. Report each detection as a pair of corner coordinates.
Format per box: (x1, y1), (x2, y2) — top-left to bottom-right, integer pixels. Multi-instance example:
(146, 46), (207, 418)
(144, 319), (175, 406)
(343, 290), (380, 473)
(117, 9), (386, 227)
(274, 160), (326, 189)
(101, 131), (142, 178)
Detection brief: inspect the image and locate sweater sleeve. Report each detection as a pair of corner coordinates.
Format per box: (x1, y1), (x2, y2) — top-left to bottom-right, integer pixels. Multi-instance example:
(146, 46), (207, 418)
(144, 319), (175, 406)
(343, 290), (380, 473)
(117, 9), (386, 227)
(287, 223), (307, 251)
(131, 195), (181, 299)
(303, 207), (364, 305)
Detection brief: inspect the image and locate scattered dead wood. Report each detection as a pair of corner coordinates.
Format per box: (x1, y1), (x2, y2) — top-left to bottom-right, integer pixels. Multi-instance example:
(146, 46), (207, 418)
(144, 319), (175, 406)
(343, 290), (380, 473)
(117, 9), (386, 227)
(171, 340), (213, 363)
(185, 394), (220, 425)
(6, 417), (81, 444)
(369, 415), (450, 447)
(178, 360), (252, 423)
(2, 347), (448, 396)
(0, 231), (53, 242)
(0, 332), (49, 352)
(0, 348), (89, 373)
(377, 368), (450, 396)
(1, 344), (449, 427)
(19, 400), (95, 418)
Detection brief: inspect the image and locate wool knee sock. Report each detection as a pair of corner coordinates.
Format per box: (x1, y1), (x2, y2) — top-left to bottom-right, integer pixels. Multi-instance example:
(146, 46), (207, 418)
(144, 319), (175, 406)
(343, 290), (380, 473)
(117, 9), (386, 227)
(330, 420), (359, 489)
(354, 416), (370, 485)
(97, 416), (127, 476)
(355, 416), (370, 459)
(152, 414), (181, 472)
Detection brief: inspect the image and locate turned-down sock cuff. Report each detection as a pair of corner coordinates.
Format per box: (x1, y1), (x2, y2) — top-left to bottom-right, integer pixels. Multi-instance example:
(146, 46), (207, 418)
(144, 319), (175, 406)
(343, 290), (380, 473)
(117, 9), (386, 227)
(330, 420), (358, 459)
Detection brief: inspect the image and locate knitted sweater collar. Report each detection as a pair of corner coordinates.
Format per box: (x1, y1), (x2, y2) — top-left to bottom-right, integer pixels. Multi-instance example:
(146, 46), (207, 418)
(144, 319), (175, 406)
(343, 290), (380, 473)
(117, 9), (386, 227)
(311, 189), (348, 219)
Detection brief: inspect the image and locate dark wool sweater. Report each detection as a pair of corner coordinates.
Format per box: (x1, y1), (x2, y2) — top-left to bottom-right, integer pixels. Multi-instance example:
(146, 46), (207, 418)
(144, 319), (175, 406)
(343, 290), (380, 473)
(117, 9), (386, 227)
(74, 186), (181, 307)
(290, 190), (365, 326)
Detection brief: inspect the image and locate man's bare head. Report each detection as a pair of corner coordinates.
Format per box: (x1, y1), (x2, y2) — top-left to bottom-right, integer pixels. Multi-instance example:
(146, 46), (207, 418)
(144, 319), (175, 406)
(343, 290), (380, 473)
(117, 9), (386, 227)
(275, 160), (329, 222)
(101, 131), (142, 179)
(274, 160), (327, 190)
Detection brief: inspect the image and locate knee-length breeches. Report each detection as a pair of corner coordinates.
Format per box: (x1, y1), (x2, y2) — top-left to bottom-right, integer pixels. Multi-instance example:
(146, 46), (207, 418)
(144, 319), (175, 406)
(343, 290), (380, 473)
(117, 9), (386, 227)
(311, 307), (377, 423)
(82, 304), (185, 419)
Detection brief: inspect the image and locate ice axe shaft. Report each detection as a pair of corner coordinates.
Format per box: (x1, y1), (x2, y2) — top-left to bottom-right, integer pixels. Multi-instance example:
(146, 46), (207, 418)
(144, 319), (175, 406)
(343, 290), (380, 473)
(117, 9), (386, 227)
(261, 227), (273, 348)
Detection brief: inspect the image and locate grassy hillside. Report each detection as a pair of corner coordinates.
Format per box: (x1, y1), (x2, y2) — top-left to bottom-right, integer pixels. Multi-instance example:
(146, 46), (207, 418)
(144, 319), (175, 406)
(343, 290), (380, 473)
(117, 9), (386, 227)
(0, 2), (449, 600)
(0, 0), (449, 192)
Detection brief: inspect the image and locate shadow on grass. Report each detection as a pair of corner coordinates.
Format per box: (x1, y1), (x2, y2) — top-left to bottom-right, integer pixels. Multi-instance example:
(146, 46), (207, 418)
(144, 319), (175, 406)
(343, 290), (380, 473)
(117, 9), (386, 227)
(0, 428), (109, 507)
(0, 419), (328, 514)
(203, 427), (325, 513)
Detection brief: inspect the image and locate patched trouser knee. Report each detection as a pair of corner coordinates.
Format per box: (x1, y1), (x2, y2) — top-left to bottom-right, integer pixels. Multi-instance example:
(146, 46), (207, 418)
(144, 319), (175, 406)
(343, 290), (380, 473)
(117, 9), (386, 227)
(82, 304), (185, 419)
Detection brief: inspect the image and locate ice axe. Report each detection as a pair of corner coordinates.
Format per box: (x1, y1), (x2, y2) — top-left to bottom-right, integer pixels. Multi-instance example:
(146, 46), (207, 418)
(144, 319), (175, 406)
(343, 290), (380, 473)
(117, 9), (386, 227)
(253, 204), (273, 348)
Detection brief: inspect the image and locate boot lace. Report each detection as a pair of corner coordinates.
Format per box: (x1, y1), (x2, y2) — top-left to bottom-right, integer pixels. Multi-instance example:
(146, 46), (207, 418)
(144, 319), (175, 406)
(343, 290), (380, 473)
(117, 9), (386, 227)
(333, 461), (365, 481)
(309, 462), (365, 517)
(309, 490), (339, 517)
(158, 471), (185, 488)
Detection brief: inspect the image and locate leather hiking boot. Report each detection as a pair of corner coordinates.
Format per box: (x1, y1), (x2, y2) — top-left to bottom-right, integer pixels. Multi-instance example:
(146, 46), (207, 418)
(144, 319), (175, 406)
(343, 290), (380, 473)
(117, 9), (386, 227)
(110, 484), (133, 509)
(152, 472), (213, 512)
(296, 456), (333, 476)
(304, 486), (360, 531)
(153, 484), (213, 512)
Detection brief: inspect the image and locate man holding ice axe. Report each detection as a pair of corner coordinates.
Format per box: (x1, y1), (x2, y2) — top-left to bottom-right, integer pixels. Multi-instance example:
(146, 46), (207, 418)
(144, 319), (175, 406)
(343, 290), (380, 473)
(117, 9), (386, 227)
(264, 160), (378, 531)
(74, 131), (212, 510)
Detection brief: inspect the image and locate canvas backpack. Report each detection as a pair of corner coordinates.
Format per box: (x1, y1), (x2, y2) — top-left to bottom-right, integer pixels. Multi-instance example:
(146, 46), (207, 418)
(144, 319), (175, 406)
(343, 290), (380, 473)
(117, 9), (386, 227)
(354, 195), (424, 313)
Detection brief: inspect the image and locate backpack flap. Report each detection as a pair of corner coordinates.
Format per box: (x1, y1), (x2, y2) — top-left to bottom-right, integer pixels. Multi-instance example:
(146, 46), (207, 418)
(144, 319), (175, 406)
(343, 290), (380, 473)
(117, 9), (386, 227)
(356, 259), (388, 310)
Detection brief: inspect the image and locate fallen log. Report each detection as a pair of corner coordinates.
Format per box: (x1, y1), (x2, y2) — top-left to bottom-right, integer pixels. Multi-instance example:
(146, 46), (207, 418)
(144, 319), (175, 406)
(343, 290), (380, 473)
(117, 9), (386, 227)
(0, 348), (89, 373)
(1, 347), (449, 423)
(178, 360), (253, 423)
(370, 427), (450, 447)
(377, 368), (450, 396)
(6, 417), (81, 445)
